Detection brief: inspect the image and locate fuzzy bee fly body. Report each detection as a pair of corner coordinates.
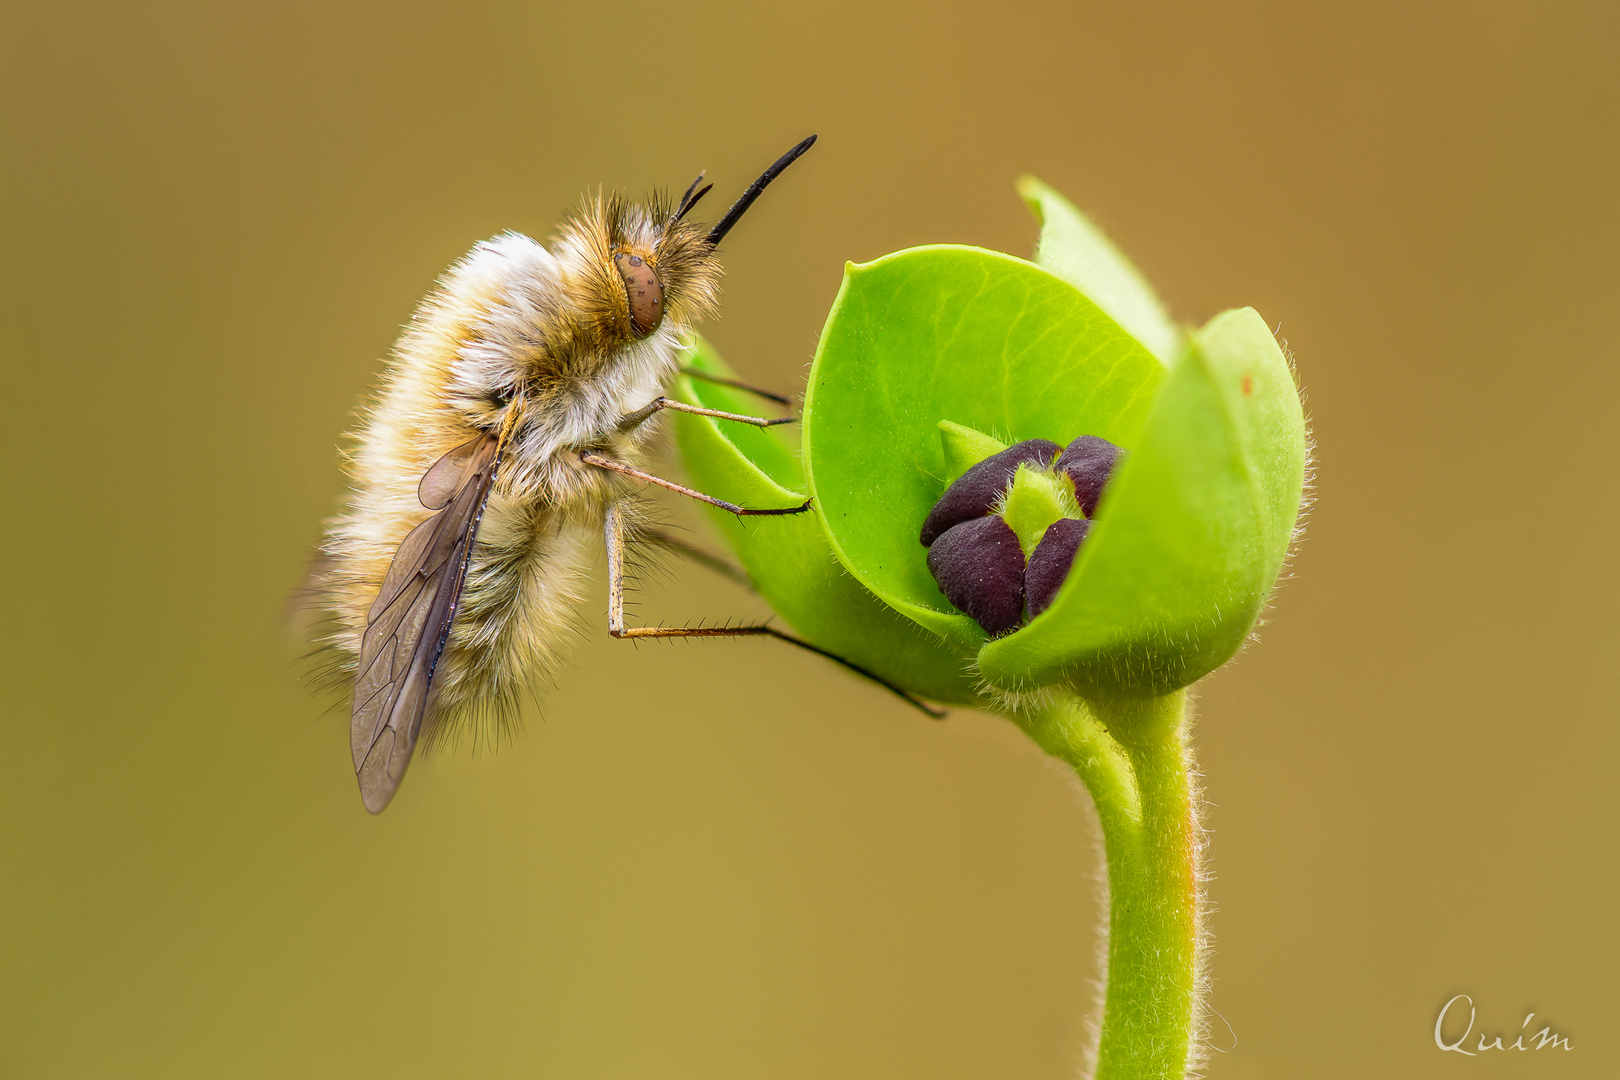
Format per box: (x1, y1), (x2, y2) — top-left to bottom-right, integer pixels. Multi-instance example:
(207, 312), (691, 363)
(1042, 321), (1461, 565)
(307, 136), (919, 814)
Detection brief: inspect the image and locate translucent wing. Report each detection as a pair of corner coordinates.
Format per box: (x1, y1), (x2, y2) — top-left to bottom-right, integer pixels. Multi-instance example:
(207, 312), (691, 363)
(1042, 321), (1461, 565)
(352, 434), (501, 813)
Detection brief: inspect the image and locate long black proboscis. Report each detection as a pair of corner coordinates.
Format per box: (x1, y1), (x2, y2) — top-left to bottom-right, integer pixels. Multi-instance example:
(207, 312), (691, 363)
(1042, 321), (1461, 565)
(705, 134), (817, 245)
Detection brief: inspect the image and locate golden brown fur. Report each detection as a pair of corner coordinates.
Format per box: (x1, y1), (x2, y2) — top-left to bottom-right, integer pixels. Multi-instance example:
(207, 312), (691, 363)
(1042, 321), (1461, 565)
(311, 194), (723, 750)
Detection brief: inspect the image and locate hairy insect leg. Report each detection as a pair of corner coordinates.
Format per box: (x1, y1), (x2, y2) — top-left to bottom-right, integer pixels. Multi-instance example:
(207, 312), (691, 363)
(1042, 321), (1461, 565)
(580, 451), (813, 516)
(678, 366), (793, 406)
(603, 501), (945, 718)
(617, 395), (794, 433)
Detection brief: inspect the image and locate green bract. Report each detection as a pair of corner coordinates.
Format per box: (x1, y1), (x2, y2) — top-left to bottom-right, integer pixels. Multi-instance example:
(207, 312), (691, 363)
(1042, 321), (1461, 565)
(674, 180), (1307, 702)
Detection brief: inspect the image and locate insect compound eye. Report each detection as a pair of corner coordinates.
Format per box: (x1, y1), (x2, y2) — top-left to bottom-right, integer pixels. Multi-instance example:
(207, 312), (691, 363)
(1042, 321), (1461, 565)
(613, 251), (664, 339)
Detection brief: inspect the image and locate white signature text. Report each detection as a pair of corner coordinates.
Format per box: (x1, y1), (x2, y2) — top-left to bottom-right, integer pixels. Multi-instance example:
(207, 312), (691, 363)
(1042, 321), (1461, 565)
(1435, 995), (1573, 1055)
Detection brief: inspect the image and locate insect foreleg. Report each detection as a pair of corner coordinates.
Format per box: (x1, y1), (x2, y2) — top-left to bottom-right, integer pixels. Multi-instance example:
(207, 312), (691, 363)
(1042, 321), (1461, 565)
(580, 451), (813, 516)
(602, 501), (946, 718)
(678, 367), (793, 406)
(616, 396), (794, 433)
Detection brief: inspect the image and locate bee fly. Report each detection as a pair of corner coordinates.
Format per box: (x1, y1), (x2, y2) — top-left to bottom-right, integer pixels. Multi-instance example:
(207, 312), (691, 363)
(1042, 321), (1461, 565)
(309, 136), (936, 813)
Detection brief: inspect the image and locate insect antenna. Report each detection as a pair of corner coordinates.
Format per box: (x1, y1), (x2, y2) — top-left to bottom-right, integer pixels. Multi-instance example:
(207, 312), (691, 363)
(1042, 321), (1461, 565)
(705, 134), (817, 245)
(674, 172), (713, 221)
(678, 171), (706, 208)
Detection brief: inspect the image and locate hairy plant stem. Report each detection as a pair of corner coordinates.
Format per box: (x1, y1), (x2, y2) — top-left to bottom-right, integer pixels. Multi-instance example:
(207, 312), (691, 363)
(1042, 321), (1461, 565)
(1014, 690), (1202, 1080)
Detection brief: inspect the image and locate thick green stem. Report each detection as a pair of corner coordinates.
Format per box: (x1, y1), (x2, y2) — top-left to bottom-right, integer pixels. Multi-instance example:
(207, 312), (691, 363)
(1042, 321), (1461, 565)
(1014, 691), (1202, 1080)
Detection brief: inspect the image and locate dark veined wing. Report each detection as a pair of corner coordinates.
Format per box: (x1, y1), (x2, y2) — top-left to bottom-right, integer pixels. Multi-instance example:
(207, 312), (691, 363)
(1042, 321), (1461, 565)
(352, 434), (502, 813)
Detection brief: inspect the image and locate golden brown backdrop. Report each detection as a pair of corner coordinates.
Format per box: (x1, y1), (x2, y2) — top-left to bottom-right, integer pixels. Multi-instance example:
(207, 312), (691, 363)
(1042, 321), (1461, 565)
(2, 1), (1616, 1077)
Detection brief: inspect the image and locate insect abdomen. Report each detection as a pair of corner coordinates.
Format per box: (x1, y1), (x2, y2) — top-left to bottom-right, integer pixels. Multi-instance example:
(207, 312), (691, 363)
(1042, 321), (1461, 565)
(422, 496), (594, 747)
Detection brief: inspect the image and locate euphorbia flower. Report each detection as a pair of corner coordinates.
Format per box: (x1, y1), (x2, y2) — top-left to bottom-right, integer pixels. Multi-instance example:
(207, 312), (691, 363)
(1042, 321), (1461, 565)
(672, 184), (1304, 703)
(671, 176), (1309, 1080)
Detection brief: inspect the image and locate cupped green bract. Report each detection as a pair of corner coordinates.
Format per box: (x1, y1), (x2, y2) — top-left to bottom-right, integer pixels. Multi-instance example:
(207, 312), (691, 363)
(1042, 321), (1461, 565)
(801, 246), (1164, 654)
(669, 337), (986, 707)
(673, 181), (1308, 704)
(802, 250), (1306, 698)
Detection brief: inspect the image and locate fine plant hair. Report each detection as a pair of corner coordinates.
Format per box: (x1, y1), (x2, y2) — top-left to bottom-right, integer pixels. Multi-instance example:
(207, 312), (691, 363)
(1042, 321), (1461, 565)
(1239, 329), (1317, 654)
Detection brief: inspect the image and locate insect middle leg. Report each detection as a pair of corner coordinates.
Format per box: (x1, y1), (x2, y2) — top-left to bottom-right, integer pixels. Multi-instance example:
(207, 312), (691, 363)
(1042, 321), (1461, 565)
(603, 500), (944, 718)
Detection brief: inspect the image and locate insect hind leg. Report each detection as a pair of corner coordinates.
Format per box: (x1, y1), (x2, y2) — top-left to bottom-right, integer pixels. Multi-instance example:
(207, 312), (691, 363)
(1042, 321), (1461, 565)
(604, 500), (944, 718)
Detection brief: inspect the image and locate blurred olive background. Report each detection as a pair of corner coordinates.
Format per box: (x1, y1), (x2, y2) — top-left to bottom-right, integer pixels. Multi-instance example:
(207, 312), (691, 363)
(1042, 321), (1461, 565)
(3, 1), (1616, 1077)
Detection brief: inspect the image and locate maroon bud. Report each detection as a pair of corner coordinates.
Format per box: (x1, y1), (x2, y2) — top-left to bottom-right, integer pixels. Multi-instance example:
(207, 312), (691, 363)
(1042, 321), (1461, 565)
(925, 516), (1026, 635)
(1024, 517), (1091, 618)
(1055, 436), (1124, 517)
(920, 439), (1061, 546)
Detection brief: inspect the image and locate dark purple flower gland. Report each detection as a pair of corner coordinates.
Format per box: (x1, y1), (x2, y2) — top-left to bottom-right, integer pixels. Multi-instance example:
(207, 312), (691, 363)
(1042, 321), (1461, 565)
(1025, 517), (1092, 619)
(919, 439), (1061, 546)
(925, 516), (1027, 635)
(1056, 436), (1124, 518)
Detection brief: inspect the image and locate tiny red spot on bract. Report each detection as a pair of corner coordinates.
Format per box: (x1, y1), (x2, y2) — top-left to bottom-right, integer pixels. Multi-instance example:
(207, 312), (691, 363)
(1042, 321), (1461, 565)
(1241, 375), (1253, 396)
